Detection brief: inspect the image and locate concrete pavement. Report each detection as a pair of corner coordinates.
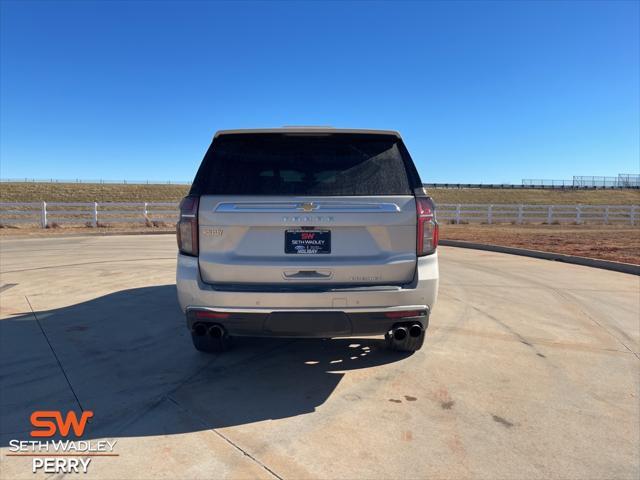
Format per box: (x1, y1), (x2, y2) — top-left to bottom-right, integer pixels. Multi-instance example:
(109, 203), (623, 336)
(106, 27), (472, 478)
(0, 235), (638, 479)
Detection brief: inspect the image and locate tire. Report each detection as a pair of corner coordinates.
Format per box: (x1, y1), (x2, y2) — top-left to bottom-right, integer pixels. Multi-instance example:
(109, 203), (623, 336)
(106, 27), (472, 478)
(191, 332), (231, 353)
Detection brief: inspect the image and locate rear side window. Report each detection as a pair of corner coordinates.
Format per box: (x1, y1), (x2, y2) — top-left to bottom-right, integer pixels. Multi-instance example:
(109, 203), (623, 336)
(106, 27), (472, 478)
(190, 133), (421, 196)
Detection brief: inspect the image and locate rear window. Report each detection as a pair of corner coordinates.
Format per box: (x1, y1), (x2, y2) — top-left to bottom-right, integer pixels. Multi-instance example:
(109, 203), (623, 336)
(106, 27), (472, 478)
(190, 133), (421, 196)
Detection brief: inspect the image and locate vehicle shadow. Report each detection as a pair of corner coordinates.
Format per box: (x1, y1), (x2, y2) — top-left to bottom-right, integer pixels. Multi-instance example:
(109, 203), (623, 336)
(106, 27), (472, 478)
(0, 285), (410, 444)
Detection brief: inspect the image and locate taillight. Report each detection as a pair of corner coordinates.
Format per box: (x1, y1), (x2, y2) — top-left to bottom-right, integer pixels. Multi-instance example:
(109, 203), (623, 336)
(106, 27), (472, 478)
(416, 197), (438, 256)
(177, 195), (199, 256)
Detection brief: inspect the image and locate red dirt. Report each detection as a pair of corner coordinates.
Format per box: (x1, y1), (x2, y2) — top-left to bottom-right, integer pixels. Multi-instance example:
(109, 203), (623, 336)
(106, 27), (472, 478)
(440, 224), (640, 265)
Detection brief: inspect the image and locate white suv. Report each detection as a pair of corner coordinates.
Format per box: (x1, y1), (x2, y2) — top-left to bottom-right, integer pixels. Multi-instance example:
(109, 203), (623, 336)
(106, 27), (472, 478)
(176, 128), (439, 353)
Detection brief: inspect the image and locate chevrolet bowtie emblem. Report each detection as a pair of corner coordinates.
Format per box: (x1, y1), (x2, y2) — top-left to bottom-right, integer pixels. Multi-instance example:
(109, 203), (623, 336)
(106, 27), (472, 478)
(300, 202), (315, 212)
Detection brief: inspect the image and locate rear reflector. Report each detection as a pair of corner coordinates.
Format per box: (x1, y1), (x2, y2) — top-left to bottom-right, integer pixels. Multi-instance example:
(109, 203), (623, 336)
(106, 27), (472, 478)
(194, 311), (230, 320)
(384, 310), (424, 319)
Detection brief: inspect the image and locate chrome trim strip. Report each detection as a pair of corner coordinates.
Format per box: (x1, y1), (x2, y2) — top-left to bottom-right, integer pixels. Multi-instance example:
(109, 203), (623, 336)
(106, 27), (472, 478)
(215, 202), (401, 213)
(187, 305), (428, 314)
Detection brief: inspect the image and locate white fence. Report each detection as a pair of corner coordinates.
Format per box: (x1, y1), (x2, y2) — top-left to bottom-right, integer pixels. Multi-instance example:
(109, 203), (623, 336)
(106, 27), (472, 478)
(0, 202), (179, 227)
(0, 178), (191, 185)
(0, 202), (638, 227)
(438, 204), (639, 225)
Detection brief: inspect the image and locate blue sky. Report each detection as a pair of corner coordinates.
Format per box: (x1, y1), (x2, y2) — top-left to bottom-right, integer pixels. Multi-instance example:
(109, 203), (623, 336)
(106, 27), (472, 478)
(1, 0), (638, 183)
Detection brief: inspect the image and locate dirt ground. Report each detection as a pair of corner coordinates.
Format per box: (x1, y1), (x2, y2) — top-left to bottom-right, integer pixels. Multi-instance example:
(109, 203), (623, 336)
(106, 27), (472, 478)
(440, 224), (640, 265)
(2, 223), (638, 265)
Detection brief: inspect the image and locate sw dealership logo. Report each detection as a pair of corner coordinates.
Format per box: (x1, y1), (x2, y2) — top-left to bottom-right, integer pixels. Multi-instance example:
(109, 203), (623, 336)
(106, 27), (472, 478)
(30, 410), (94, 437)
(8, 410), (118, 474)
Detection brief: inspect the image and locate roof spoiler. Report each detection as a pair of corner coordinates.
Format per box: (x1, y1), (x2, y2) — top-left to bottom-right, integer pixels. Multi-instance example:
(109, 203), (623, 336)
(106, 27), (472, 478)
(213, 128), (402, 138)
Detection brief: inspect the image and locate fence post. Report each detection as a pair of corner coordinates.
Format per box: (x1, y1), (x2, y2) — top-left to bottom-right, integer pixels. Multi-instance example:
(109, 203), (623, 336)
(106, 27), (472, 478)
(517, 205), (523, 224)
(604, 206), (609, 225)
(455, 204), (461, 224)
(488, 204), (493, 224)
(547, 205), (553, 224)
(143, 202), (148, 222)
(41, 201), (47, 228)
(93, 202), (98, 227)
(631, 206), (636, 226)
(576, 205), (582, 224)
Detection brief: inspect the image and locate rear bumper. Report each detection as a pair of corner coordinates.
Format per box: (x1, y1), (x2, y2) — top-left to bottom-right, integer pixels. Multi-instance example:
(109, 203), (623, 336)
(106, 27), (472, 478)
(186, 306), (429, 337)
(176, 252), (438, 337)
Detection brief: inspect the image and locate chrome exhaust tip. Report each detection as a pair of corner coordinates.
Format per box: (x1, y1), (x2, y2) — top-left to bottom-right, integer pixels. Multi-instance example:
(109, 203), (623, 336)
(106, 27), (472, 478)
(207, 324), (226, 339)
(409, 323), (423, 338)
(393, 326), (408, 341)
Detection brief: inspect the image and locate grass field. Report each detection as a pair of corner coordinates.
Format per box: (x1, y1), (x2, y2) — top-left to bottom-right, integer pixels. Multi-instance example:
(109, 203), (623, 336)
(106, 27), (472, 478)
(1, 182), (639, 204)
(430, 188), (640, 205)
(0, 182), (191, 203)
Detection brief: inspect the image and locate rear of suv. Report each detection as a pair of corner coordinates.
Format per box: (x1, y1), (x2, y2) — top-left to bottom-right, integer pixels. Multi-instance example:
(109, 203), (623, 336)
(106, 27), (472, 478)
(176, 128), (439, 353)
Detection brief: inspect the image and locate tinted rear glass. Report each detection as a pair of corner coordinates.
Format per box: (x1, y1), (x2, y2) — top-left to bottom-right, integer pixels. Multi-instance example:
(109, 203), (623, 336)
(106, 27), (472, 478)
(191, 133), (420, 196)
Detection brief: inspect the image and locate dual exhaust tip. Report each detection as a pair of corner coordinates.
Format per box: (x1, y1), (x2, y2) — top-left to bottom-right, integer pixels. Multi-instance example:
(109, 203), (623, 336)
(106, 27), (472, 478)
(192, 322), (226, 339)
(392, 323), (423, 341)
